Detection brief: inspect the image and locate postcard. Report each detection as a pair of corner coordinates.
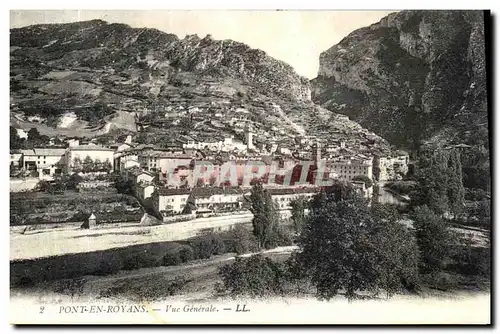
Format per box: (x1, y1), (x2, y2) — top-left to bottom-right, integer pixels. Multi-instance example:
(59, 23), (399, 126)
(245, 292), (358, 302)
(9, 9), (491, 325)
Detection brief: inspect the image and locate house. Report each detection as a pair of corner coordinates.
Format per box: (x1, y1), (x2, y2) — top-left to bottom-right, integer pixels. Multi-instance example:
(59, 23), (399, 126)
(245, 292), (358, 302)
(268, 186), (319, 210)
(136, 183), (155, 200)
(20, 148), (67, 175)
(117, 154), (140, 173)
(65, 145), (115, 172)
(157, 188), (191, 214)
(116, 142), (134, 152)
(327, 156), (373, 181)
(125, 168), (156, 185)
(67, 139), (80, 148)
(189, 187), (244, 212)
(14, 127), (28, 140)
(139, 151), (193, 179)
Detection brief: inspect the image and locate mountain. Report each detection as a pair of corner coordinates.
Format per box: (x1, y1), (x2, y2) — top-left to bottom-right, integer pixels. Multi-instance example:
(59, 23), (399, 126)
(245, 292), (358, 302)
(10, 20), (389, 155)
(311, 10), (489, 153)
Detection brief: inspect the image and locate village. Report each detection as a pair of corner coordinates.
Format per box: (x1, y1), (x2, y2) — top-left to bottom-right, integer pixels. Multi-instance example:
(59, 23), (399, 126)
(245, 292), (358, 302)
(10, 120), (411, 228)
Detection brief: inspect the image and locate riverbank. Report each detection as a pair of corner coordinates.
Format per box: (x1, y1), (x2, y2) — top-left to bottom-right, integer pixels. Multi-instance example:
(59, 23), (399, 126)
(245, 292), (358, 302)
(10, 213), (253, 261)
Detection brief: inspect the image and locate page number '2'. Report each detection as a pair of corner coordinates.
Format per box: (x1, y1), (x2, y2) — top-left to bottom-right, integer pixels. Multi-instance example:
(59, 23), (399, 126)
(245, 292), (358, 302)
(39, 306), (45, 314)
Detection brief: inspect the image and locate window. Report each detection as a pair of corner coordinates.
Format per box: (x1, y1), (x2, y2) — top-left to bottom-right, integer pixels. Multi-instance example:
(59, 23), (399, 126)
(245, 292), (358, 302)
(37, 161), (40, 164)
(44, 156), (46, 159)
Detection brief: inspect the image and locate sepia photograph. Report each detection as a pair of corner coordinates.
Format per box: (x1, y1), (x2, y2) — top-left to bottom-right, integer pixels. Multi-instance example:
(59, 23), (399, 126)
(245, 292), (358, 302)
(8, 8), (491, 325)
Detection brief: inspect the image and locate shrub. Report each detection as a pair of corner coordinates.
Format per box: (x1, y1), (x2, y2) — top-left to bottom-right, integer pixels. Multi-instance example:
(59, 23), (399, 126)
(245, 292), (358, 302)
(178, 245), (195, 262)
(217, 254), (288, 297)
(189, 232), (226, 259)
(122, 250), (163, 270)
(352, 175), (373, 188)
(92, 254), (123, 275)
(228, 225), (259, 255)
(385, 181), (417, 195)
(452, 233), (490, 277)
(464, 188), (489, 201)
(411, 205), (458, 273)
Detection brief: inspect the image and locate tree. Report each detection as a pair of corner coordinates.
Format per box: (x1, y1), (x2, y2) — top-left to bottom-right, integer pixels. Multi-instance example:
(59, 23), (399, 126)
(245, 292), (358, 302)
(111, 173), (133, 195)
(446, 149), (465, 218)
(10, 126), (24, 149)
(66, 173), (83, 190)
(229, 225), (259, 255)
(411, 205), (457, 273)
(94, 158), (102, 171)
(249, 182), (279, 249)
(294, 193), (420, 301)
(27, 127), (41, 142)
(82, 156), (94, 173)
(37, 180), (51, 192)
(310, 181), (357, 210)
(73, 157), (83, 172)
(352, 175), (373, 188)
(103, 158), (112, 171)
(412, 148), (450, 214)
(290, 196), (307, 234)
(412, 147), (465, 217)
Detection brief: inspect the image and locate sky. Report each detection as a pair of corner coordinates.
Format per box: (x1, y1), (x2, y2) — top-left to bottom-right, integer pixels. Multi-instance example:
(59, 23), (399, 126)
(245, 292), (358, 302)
(9, 10), (395, 79)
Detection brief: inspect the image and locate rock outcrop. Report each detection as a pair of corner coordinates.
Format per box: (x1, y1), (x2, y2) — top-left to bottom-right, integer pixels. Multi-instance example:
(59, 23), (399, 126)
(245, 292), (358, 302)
(311, 10), (488, 151)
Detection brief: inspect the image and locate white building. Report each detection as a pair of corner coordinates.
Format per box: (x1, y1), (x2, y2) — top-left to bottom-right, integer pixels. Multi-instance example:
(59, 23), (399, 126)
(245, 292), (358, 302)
(327, 156), (373, 181)
(190, 187), (244, 212)
(118, 154), (140, 173)
(136, 183), (155, 200)
(268, 187), (318, 210)
(157, 188), (191, 214)
(15, 128), (28, 140)
(20, 148), (66, 175)
(139, 151), (193, 176)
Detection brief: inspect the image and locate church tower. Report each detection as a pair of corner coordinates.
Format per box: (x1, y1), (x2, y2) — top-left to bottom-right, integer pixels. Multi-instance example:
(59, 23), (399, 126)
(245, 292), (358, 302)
(312, 140), (321, 166)
(245, 123), (254, 150)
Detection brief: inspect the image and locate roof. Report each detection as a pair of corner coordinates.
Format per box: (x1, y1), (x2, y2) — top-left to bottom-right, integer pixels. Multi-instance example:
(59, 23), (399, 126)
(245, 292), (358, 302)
(267, 186), (320, 196)
(130, 169), (155, 177)
(139, 150), (192, 159)
(158, 188), (191, 196)
(192, 187), (244, 198)
(21, 148), (67, 156)
(70, 145), (115, 152)
(136, 183), (155, 188)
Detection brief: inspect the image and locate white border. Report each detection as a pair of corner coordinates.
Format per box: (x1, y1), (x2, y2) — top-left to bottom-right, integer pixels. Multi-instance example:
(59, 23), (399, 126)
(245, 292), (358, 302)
(2, 1), (498, 333)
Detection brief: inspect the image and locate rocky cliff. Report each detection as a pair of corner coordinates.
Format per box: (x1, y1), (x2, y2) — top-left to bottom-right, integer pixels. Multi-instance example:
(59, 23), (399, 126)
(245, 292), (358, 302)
(10, 20), (388, 155)
(311, 10), (489, 151)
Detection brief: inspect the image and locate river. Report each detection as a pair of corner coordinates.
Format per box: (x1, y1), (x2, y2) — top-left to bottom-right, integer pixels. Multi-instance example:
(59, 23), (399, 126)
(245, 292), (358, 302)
(376, 181), (409, 206)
